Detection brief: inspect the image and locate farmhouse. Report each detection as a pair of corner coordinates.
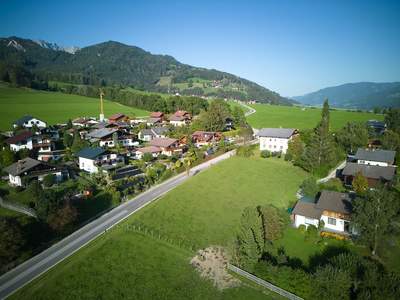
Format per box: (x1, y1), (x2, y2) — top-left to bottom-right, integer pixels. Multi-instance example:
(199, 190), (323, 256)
(342, 162), (396, 187)
(191, 131), (222, 147)
(149, 137), (182, 156)
(292, 190), (355, 235)
(354, 148), (396, 167)
(5, 131), (34, 151)
(13, 115), (47, 129)
(76, 147), (123, 174)
(3, 157), (65, 187)
(138, 127), (169, 142)
(108, 113), (129, 123)
(257, 128), (298, 154)
(169, 111), (191, 127)
(150, 112), (164, 119)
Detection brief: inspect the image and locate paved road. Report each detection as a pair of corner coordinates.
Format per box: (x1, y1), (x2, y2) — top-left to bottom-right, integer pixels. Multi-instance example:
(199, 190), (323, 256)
(317, 160), (346, 183)
(0, 197), (37, 218)
(0, 150), (236, 299)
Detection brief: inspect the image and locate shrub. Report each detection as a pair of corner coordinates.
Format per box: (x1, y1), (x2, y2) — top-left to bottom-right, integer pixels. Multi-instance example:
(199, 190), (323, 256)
(284, 152), (293, 161)
(318, 178), (344, 192)
(260, 150), (271, 158)
(142, 152), (154, 162)
(42, 174), (56, 187)
(236, 145), (255, 157)
(298, 224), (307, 234)
(305, 224), (318, 241)
(300, 177), (318, 197)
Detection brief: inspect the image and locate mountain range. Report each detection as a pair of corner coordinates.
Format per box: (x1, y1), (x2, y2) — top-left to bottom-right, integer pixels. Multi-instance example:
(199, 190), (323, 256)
(0, 36), (293, 105)
(293, 82), (400, 109)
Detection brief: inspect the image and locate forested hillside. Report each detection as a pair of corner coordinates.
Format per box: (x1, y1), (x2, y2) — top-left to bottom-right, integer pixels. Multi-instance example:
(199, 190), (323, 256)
(0, 37), (293, 105)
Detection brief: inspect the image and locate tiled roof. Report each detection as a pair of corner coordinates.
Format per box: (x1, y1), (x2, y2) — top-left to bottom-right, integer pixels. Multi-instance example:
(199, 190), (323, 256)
(137, 146), (162, 153)
(108, 113), (126, 120)
(315, 191), (353, 215)
(257, 128), (296, 138)
(292, 201), (322, 219)
(13, 115), (34, 126)
(76, 147), (106, 159)
(5, 131), (33, 144)
(355, 148), (396, 164)
(149, 138), (177, 148)
(343, 162), (396, 181)
(3, 157), (42, 176)
(88, 128), (118, 139)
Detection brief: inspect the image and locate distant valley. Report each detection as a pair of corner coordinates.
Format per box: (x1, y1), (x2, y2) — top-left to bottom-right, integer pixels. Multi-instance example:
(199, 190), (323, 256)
(293, 82), (400, 109)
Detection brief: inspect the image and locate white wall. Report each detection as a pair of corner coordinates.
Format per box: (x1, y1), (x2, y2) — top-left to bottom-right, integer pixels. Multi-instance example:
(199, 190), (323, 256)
(79, 157), (98, 173)
(294, 215), (319, 228)
(320, 215), (346, 232)
(10, 138), (33, 151)
(357, 159), (388, 167)
(170, 120), (186, 127)
(9, 174), (22, 186)
(259, 136), (291, 153)
(20, 118), (47, 128)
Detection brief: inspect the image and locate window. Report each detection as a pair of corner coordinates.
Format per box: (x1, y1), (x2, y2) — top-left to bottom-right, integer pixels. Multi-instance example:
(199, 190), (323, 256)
(328, 217), (336, 226)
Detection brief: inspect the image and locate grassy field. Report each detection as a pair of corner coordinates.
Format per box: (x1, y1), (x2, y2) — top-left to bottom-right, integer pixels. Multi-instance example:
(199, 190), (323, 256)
(247, 104), (383, 130)
(13, 156), (306, 299)
(0, 84), (149, 130)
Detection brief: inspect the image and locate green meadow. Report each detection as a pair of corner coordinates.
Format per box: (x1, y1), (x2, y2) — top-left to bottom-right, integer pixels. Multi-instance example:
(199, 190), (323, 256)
(247, 103), (383, 130)
(0, 84), (148, 130)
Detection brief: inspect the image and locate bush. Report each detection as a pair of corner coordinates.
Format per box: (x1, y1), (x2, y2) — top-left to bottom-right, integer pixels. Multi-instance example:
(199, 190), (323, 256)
(284, 152), (293, 161)
(142, 152), (154, 162)
(318, 178), (344, 192)
(236, 145), (255, 157)
(298, 224), (306, 234)
(300, 177), (318, 197)
(42, 174), (56, 187)
(260, 150), (271, 158)
(305, 224), (318, 241)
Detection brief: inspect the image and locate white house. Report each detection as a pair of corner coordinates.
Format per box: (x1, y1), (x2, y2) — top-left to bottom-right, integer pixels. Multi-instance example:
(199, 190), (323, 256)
(354, 148), (396, 167)
(292, 190), (355, 235)
(135, 146), (162, 159)
(76, 147), (122, 174)
(5, 131), (34, 152)
(13, 115), (47, 129)
(169, 111), (191, 127)
(3, 157), (64, 187)
(257, 128), (298, 154)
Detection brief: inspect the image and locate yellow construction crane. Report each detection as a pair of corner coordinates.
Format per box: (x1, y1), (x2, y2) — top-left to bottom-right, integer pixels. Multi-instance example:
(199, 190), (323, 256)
(99, 89), (105, 122)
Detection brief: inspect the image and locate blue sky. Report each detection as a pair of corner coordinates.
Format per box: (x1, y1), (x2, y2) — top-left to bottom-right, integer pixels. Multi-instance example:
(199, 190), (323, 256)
(1, 0), (399, 96)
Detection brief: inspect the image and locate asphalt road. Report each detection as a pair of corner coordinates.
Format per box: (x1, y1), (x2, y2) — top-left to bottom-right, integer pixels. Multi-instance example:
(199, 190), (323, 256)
(0, 150), (236, 299)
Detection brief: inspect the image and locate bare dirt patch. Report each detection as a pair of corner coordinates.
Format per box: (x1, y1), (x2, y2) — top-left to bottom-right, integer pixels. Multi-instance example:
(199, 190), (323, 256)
(190, 246), (240, 290)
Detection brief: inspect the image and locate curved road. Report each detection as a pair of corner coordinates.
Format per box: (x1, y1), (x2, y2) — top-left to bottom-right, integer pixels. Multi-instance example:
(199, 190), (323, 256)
(0, 150), (236, 299)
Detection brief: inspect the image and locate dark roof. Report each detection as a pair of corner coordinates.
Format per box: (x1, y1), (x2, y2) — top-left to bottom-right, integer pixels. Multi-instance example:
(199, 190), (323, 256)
(169, 115), (185, 122)
(5, 131), (33, 144)
(76, 147), (106, 159)
(150, 112), (164, 118)
(13, 115), (34, 126)
(3, 157), (42, 176)
(257, 128), (296, 138)
(292, 201), (322, 219)
(355, 148), (396, 164)
(147, 117), (162, 124)
(88, 128), (118, 139)
(108, 113), (126, 120)
(315, 191), (353, 215)
(342, 162), (396, 181)
(152, 127), (169, 135)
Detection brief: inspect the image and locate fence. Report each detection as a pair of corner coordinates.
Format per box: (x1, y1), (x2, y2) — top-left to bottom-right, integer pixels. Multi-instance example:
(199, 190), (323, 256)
(227, 264), (304, 300)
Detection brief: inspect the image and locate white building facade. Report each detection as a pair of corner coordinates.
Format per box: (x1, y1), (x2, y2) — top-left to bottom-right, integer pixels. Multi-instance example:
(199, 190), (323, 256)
(257, 128), (297, 154)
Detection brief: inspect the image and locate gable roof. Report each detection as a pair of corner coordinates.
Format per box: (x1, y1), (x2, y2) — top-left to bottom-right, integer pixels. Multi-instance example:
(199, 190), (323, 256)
(149, 137), (178, 148)
(152, 127), (169, 135)
(5, 131), (33, 144)
(150, 112), (164, 118)
(137, 146), (162, 154)
(315, 190), (353, 215)
(257, 128), (297, 139)
(169, 115), (186, 122)
(292, 201), (322, 219)
(76, 147), (106, 159)
(108, 113), (126, 121)
(147, 117), (162, 124)
(13, 115), (34, 126)
(342, 162), (396, 181)
(87, 128), (118, 139)
(3, 157), (42, 176)
(174, 110), (189, 117)
(355, 148), (396, 164)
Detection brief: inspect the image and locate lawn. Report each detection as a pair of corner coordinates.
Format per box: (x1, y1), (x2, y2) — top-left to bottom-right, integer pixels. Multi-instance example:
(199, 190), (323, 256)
(0, 84), (149, 130)
(13, 156), (306, 299)
(247, 104), (383, 130)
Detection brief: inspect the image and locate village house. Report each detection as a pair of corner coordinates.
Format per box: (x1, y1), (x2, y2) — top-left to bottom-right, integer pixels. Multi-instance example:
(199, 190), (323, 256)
(13, 115), (47, 129)
(149, 137), (182, 156)
(76, 147), (124, 174)
(169, 110), (191, 127)
(149, 112), (165, 120)
(292, 190), (355, 235)
(138, 127), (169, 142)
(354, 148), (396, 167)
(135, 146), (162, 159)
(146, 117), (162, 126)
(108, 113), (129, 123)
(5, 131), (34, 151)
(3, 157), (66, 187)
(87, 128), (118, 147)
(191, 131), (222, 147)
(257, 128), (298, 154)
(342, 163), (396, 187)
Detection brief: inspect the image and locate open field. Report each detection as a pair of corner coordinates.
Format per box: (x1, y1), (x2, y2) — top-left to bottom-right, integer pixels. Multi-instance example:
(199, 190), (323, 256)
(247, 104), (384, 130)
(13, 156), (306, 299)
(0, 84), (149, 130)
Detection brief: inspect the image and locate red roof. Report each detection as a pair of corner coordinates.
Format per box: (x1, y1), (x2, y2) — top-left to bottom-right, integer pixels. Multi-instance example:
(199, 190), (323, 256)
(6, 131), (33, 144)
(150, 112), (164, 118)
(174, 110), (189, 117)
(149, 138), (178, 148)
(108, 113), (126, 121)
(137, 146), (162, 154)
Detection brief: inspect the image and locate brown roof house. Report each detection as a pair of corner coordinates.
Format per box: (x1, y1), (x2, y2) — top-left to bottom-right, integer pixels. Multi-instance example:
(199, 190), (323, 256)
(149, 137), (182, 156)
(108, 113), (129, 123)
(342, 162), (396, 188)
(292, 190), (355, 235)
(169, 111), (191, 127)
(6, 131), (34, 152)
(191, 131), (222, 147)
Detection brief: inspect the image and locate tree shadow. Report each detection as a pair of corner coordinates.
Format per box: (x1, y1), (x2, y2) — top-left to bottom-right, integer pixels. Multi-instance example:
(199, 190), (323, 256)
(308, 244), (351, 272)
